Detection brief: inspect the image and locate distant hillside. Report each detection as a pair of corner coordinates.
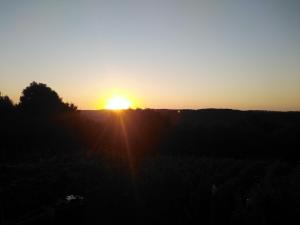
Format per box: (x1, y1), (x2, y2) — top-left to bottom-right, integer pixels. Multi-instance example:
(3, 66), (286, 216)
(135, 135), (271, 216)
(80, 110), (113, 122)
(81, 108), (300, 126)
(80, 109), (300, 160)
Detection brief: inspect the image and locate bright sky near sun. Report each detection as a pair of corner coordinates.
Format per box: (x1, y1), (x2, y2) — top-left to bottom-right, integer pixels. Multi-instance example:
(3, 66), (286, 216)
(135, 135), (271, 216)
(0, 0), (300, 110)
(105, 96), (132, 110)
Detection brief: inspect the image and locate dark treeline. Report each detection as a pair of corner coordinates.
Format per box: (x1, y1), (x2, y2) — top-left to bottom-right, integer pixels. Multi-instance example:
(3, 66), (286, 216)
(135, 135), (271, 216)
(1, 82), (300, 225)
(0, 82), (83, 162)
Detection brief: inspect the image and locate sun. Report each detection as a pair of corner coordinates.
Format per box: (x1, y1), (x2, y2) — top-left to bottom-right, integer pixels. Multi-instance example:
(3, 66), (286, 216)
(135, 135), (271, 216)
(105, 96), (132, 110)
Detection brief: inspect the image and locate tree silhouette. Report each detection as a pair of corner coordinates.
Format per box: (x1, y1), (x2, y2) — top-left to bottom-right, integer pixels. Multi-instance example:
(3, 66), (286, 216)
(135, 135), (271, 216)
(18, 82), (77, 115)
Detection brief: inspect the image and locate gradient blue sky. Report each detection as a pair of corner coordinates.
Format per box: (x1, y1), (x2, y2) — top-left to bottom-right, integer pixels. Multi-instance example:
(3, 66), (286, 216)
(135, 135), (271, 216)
(0, 0), (300, 110)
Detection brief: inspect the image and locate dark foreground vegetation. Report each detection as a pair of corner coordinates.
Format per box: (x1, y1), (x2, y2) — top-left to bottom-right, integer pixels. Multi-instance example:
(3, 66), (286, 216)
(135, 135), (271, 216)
(1, 82), (299, 225)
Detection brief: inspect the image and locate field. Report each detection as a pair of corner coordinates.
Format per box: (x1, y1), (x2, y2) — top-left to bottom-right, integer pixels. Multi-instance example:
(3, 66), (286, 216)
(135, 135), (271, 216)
(1, 154), (299, 225)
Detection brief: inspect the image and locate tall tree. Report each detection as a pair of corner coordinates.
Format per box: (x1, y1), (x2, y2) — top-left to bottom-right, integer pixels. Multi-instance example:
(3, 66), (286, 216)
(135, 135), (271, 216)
(18, 82), (76, 115)
(0, 92), (14, 113)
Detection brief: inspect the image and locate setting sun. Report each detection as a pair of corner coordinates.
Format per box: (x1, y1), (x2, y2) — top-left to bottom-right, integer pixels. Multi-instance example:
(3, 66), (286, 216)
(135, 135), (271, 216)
(105, 96), (132, 110)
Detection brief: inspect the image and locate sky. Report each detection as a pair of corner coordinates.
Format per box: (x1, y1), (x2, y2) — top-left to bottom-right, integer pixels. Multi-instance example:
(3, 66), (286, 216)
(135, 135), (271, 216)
(0, 0), (300, 110)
